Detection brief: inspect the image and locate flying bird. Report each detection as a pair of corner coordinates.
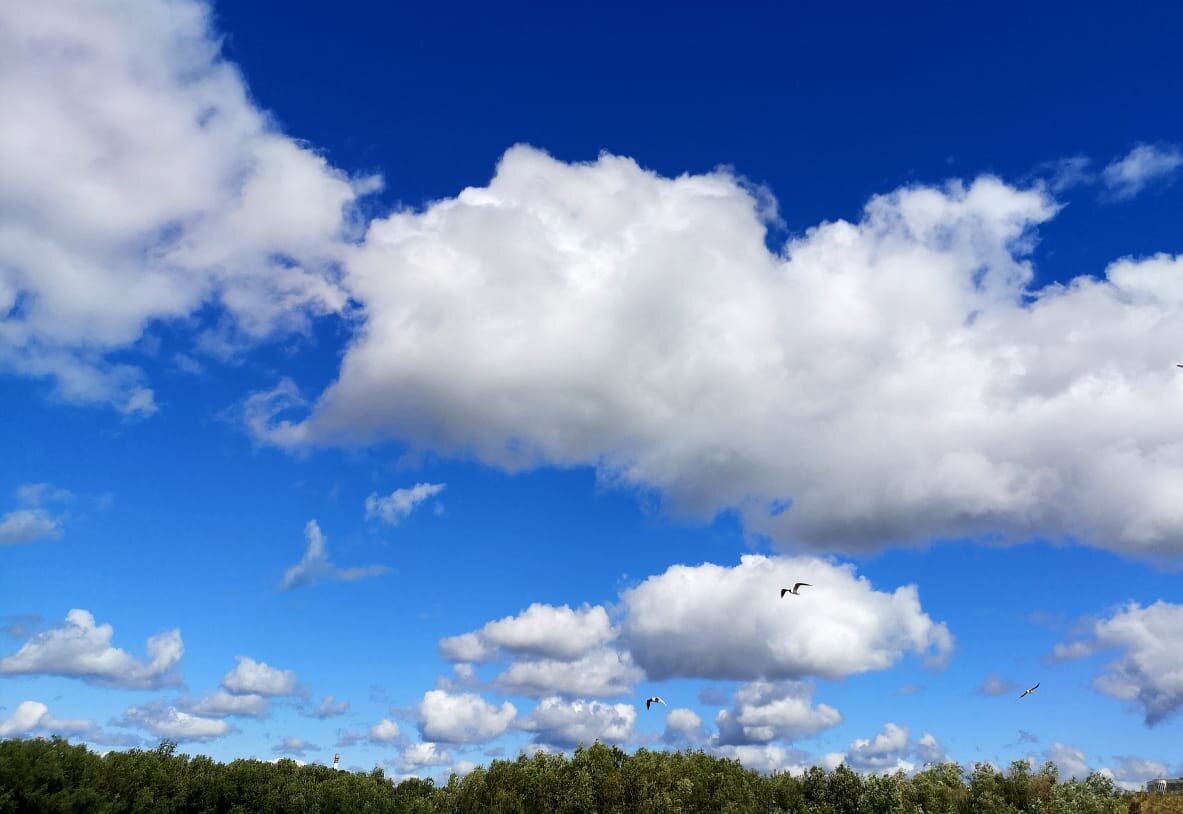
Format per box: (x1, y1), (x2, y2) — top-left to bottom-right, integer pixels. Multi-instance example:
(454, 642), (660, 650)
(781, 583), (811, 597)
(645, 697), (666, 710)
(1018, 682), (1040, 699)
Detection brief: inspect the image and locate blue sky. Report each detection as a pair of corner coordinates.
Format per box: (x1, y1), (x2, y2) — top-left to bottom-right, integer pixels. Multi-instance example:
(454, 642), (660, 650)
(2, 0), (1182, 785)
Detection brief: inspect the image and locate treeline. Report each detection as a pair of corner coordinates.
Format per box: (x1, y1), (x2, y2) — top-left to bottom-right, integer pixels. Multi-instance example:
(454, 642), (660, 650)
(0, 736), (1153, 814)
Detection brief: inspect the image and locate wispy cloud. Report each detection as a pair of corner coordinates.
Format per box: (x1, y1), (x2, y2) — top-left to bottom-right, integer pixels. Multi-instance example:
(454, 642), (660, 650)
(281, 520), (389, 590)
(978, 674), (1018, 697)
(0, 483), (73, 545)
(365, 483), (446, 525)
(1102, 143), (1183, 200)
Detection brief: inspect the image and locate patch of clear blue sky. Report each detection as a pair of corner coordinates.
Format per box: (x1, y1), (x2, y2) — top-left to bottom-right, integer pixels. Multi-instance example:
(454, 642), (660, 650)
(3, 0), (1183, 773)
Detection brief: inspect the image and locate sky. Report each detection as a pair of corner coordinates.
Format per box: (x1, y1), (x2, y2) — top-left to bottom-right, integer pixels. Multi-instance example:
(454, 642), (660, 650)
(2, 0), (1182, 787)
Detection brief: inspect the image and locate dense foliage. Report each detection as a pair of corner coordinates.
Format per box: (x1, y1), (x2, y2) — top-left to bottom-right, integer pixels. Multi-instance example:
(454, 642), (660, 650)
(0, 736), (1157, 814)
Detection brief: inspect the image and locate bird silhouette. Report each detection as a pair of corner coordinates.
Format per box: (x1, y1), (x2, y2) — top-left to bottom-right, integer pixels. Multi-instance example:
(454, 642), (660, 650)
(645, 697), (665, 710)
(780, 583), (811, 597)
(1018, 682), (1040, 699)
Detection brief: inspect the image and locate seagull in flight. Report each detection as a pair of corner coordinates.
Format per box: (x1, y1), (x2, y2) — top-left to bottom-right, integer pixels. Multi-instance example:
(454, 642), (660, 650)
(1018, 682), (1040, 699)
(645, 697), (666, 710)
(781, 583), (811, 597)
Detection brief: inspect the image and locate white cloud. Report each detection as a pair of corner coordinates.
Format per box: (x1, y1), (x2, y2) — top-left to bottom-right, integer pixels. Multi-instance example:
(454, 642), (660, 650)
(1040, 155), (1094, 193)
(0, 0), (375, 413)
(662, 708), (705, 745)
(1110, 756), (1170, 791)
(978, 675), (1018, 696)
(1054, 600), (1183, 725)
(1044, 742), (1091, 779)
(121, 702), (229, 741)
(518, 697), (636, 748)
(365, 483), (446, 525)
(312, 695), (348, 718)
(274, 736), (317, 757)
(0, 609), (182, 688)
(1101, 143), (1183, 200)
(440, 603), (636, 697)
(369, 718), (402, 743)
(441, 603), (615, 663)
(714, 680), (841, 745)
(0, 700), (93, 737)
(179, 690), (268, 718)
(620, 555), (952, 681)
(493, 648), (643, 698)
(398, 742), (453, 771)
(16, 483), (74, 506)
(0, 482), (72, 544)
(437, 634), (490, 663)
(711, 745), (813, 775)
(0, 508), (60, 545)
(280, 520), (389, 590)
(418, 690), (516, 744)
(245, 147), (1183, 559)
(842, 723), (914, 774)
(221, 656), (297, 697)
(915, 732), (947, 765)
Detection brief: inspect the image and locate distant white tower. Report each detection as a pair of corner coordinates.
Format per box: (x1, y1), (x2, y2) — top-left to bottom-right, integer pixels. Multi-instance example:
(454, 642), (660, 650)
(332, 753), (341, 771)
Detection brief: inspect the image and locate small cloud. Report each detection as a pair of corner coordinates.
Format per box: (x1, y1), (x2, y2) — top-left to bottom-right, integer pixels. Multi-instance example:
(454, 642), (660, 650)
(0, 609), (182, 689)
(397, 741), (453, 772)
(662, 708), (706, 745)
(518, 697), (635, 749)
(0, 700), (94, 738)
(978, 675), (1018, 697)
(1, 483), (82, 546)
(1039, 155), (1095, 193)
(170, 353), (205, 376)
(418, 690), (516, 745)
(221, 656), (298, 697)
(896, 683), (925, 696)
(365, 483), (446, 526)
(842, 722), (914, 774)
(311, 695), (349, 718)
(714, 680), (842, 745)
(178, 690), (269, 719)
(119, 702), (230, 742)
(281, 520), (389, 591)
(273, 736), (317, 757)
(0, 509), (60, 545)
(698, 686), (730, 706)
(1101, 143), (1183, 200)
(1, 614), (42, 639)
(16, 483), (74, 506)
(368, 718), (402, 744)
(336, 731), (362, 748)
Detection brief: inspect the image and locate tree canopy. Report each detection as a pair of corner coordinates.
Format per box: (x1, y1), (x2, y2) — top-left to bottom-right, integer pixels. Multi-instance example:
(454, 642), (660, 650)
(0, 736), (1158, 814)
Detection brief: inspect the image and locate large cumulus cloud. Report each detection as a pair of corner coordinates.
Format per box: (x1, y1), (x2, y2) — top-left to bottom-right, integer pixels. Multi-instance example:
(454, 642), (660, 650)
(249, 145), (1183, 558)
